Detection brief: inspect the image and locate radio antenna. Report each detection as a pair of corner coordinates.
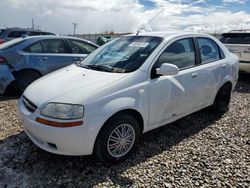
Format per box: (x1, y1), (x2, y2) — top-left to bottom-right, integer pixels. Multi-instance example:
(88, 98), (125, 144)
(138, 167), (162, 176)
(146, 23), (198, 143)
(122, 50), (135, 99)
(136, 8), (164, 35)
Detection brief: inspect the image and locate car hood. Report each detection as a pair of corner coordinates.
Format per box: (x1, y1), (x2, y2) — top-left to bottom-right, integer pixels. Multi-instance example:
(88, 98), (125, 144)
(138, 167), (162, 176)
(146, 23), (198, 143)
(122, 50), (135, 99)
(23, 64), (128, 107)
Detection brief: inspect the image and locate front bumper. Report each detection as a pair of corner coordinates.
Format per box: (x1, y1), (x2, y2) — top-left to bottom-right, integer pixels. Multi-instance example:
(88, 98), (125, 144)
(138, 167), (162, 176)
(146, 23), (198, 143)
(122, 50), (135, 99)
(239, 62), (250, 73)
(0, 64), (15, 94)
(17, 99), (105, 156)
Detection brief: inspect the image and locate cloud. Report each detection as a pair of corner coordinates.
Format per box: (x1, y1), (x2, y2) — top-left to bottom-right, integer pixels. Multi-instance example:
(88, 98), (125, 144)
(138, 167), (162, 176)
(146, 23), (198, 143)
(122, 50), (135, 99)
(223, 0), (246, 4)
(0, 0), (250, 34)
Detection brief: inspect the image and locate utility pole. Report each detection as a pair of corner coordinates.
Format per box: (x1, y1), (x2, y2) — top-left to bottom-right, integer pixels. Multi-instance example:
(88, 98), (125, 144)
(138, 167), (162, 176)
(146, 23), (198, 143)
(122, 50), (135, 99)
(73, 23), (77, 36)
(32, 18), (34, 29)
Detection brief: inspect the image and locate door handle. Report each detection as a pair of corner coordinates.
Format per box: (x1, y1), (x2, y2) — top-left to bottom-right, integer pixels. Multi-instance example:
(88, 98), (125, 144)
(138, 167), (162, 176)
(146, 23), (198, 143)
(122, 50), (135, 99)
(74, 57), (83, 61)
(191, 73), (198, 78)
(222, 64), (226, 68)
(38, 56), (48, 61)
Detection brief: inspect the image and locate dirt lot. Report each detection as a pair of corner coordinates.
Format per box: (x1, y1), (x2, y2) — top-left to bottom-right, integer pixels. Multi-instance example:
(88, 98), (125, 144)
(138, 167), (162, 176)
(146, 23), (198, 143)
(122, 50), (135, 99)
(0, 75), (249, 188)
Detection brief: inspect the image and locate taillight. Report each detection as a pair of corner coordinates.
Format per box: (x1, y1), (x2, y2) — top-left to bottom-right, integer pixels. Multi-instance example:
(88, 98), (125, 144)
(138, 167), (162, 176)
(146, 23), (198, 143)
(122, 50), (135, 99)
(0, 39), (5, 44)
(0, 56), (7, 63)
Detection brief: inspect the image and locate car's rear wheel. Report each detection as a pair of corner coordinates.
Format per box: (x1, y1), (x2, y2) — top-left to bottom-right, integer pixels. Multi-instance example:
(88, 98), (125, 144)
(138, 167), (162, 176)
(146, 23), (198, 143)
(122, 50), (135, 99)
(16, 70), (41, 94)
(212, 83), (232, 113)
(94, 114), (140, 165)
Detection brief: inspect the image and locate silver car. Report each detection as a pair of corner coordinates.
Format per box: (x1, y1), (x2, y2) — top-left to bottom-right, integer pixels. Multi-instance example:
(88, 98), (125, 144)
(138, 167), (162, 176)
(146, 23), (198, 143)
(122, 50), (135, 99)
(0, 36), (99, 94)
(220, 30), (250, 73)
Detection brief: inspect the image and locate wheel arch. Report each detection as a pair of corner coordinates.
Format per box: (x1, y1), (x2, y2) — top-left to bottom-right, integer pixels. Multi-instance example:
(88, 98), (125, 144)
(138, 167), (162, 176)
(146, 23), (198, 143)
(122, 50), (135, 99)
(99, 109), (144, 135)
(212, 81), (232, 104)
(93, 108), (144, 154)
(12, 68), (43, 78)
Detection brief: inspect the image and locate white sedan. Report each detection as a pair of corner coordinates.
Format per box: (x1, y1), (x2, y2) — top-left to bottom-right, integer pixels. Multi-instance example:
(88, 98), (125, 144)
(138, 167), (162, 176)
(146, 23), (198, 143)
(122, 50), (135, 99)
(18, 32), (239, 164)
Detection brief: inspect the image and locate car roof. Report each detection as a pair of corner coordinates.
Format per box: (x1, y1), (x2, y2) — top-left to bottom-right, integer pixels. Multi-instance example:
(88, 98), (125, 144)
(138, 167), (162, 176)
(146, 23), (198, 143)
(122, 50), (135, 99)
(1, 28), (51, 32)
(22, 35), (99, 46)
(126, 31), (212, 39)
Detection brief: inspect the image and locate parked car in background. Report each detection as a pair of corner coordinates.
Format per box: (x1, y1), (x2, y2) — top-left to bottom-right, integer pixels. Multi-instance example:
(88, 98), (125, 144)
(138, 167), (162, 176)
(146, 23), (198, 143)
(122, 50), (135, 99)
(96, 35), (113, 46)
(18, 32), (238, 164)
(0, 27), (56, 44)
(0, 36), (99, 94)
(220, 30), (250, 73)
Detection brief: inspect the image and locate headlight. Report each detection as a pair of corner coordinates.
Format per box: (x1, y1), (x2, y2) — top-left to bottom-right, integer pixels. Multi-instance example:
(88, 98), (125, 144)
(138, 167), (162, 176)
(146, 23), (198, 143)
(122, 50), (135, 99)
(41, 103), (84, 120)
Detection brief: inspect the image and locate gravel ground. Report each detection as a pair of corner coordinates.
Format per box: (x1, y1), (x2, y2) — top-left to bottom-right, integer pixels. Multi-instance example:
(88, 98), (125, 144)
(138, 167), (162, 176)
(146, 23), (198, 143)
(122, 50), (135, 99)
(0, 75), (249, 188)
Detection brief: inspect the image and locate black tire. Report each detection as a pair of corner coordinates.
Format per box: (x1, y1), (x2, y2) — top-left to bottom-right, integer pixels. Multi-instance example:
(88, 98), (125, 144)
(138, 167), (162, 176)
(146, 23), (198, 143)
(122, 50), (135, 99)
(94, 114), (140, 165)
(212, 83), (232, 113)
(16, 70), (41, 94)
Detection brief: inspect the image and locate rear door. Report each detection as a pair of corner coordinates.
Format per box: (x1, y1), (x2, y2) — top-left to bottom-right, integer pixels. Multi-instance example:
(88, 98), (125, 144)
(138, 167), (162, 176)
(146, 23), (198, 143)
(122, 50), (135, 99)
(23, 39), (74, 74)
(195, 37), (228, 105)
(65, 39), (98, 62)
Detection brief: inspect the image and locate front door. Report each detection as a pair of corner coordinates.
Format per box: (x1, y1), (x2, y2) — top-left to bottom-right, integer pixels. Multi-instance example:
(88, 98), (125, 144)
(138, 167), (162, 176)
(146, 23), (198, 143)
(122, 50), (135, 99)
(148, 38), (207, 126)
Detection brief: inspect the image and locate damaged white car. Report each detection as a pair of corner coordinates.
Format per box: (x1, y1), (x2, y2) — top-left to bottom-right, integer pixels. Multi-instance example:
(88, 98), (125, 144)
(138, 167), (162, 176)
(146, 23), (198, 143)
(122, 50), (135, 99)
(18, 32), (239, 164)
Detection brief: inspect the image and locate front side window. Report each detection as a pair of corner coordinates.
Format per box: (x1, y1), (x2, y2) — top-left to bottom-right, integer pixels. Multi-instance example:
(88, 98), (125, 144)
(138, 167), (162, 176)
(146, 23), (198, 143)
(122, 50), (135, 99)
(40, 39), (66, 53)
(67, 40), (97, 54)
(154, 38), (196, 71)
(197, 38), (220, 64)
(79, 36), (162, 73)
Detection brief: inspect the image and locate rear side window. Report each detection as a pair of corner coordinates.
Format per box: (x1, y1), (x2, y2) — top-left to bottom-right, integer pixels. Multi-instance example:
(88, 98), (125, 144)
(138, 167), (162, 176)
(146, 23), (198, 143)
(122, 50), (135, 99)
(67, 40), (97, 54)
(155, 38), (196, 70)
(24, 42), (43, 53)
(8, 31), (27, 38)
(197, 38), (220, 64)
(41, 39), (66, 53)
(220, 33), (250, 44)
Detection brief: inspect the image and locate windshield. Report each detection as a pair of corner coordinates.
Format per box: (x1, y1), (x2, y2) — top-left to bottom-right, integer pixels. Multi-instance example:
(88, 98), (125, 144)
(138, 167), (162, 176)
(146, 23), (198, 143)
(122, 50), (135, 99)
(79, 36), (163, 73)
(220, 33), (250, 44)
(0, 37), (25, 50)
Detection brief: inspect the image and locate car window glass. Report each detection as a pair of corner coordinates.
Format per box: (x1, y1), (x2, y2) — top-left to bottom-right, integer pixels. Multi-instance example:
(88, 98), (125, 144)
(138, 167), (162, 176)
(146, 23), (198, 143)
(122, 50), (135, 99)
(155, 38), (195, 70)
(29, 32), (40, 36)
(68, 40), (97, 54)
(8, 31), (27, 38)
(81, 36), (162, 73)
(220, 34), (250, 44)
(197, 38), (220, 64)
(24, 42), (43, 53)
(41, 39), (66, 53)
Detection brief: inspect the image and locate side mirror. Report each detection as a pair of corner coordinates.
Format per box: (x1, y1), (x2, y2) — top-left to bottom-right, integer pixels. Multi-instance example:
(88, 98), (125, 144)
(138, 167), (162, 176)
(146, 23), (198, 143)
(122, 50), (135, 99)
(156, 63), (179, 76)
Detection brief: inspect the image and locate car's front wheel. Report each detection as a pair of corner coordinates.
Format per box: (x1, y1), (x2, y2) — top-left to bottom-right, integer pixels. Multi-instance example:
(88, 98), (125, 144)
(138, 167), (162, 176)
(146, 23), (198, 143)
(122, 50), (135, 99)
(94, 114), (140, 165)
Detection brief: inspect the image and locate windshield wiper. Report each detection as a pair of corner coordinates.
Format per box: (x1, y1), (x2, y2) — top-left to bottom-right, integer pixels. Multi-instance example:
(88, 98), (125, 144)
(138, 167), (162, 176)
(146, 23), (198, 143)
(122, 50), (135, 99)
(76, 63), (121, 73)
(87, 65), (114, 72)
(75, 63), (92, 69)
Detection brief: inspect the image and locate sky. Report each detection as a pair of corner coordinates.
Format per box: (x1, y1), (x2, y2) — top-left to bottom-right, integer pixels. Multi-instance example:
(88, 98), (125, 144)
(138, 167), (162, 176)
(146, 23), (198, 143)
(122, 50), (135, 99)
(0, 0), (250, 35)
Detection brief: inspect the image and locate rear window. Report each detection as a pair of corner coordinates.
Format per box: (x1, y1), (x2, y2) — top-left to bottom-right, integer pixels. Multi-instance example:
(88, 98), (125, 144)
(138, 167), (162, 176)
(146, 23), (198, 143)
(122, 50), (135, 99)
(220, 33), (250, 44)
(0, 38), (24, 50)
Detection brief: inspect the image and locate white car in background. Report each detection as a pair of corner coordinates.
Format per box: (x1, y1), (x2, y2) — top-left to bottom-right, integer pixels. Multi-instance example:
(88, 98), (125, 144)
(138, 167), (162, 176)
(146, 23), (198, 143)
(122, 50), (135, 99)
(220, 30), (250, 73)
(18, 32), (239, 164)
